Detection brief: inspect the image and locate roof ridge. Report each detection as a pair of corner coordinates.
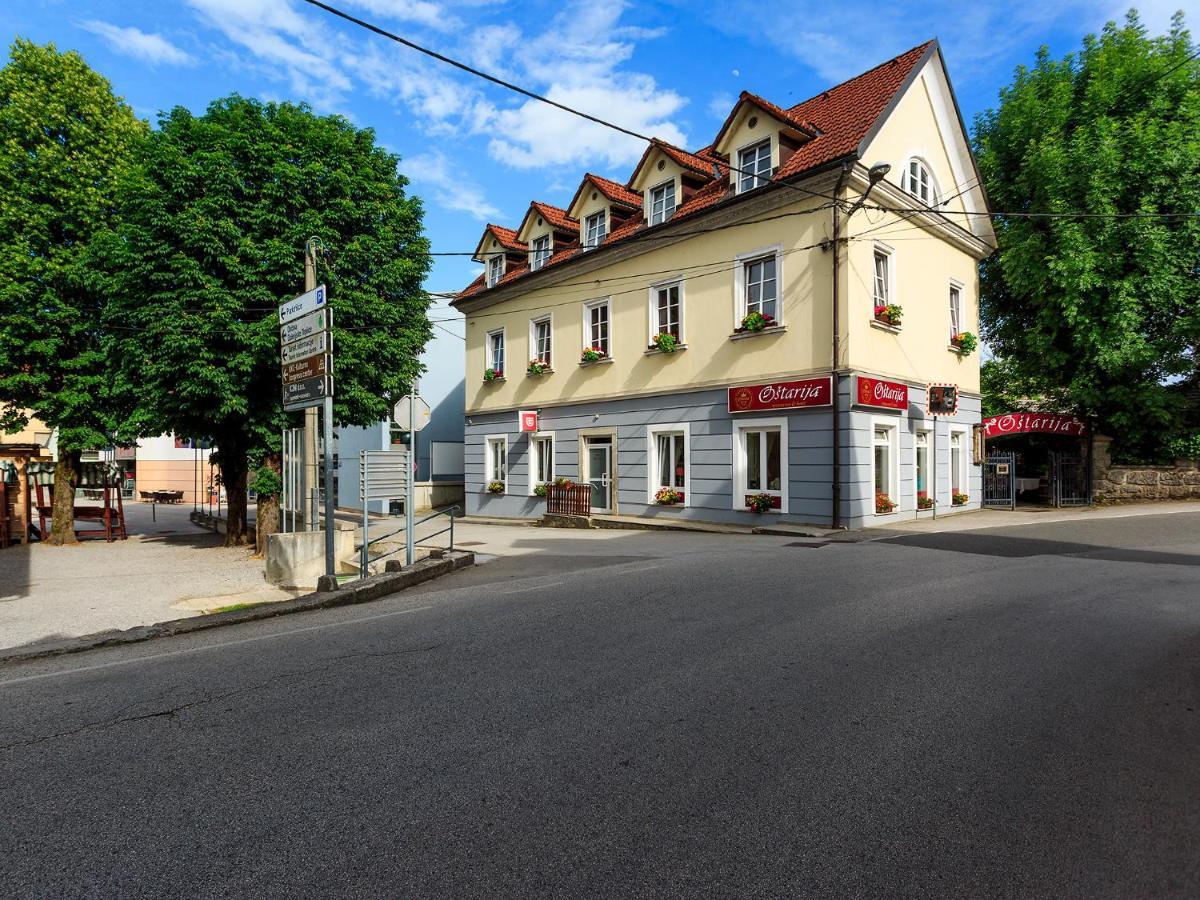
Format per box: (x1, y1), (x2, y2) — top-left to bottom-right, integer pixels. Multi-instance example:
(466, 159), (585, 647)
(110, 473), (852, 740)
(787, 38), (934, 114)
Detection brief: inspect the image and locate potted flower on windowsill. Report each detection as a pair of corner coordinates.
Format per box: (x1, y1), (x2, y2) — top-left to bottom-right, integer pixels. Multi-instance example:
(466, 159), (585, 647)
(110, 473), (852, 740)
(950, 331), (978, 355)
(654, 487), (682, 505)
(736, 311), (775, 333)
(487, 481), (504, 494)
(746, 492), (774, 513)
(874, 304), (903, 327)
(917, 493), (933, 510)
(483, 367), (503, 382)
(580, 346), (608, 364)
(952, 491), (969, 506)
(875, 492), (897, 514)
(526, 359), (550, 376)
(533, 482), (549, 498)
(649, 332), (679, 353)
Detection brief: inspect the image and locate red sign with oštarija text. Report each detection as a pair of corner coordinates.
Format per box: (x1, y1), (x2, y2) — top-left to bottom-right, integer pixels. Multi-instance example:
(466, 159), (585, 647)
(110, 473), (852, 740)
(855, 375), (909, 410)
(727, 376), (832, 413)
(983, 412), (1087, 438)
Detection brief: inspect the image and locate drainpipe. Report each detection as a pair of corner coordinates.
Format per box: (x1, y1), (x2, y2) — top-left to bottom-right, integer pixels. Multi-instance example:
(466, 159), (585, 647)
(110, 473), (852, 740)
(830, 161), (852, 530)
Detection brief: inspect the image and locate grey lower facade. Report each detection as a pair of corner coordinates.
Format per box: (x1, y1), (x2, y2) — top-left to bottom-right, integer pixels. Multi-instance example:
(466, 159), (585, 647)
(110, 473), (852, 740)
(465, 375), (983, 530)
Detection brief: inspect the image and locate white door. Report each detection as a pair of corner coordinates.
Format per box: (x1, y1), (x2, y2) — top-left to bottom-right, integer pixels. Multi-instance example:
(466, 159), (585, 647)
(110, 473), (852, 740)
(587, 444), (612, 512)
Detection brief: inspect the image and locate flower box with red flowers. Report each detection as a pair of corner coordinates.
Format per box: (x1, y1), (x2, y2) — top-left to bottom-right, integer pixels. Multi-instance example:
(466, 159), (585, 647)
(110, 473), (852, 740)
(735, 311), (775, 334)
(579, 347), (609, 365)
(875, 492), (897, 514)
(745, 492), (781, 512)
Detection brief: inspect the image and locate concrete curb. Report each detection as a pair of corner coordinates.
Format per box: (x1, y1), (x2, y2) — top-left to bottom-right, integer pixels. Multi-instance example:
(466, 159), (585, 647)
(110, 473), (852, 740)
(0, 550), (475, 667)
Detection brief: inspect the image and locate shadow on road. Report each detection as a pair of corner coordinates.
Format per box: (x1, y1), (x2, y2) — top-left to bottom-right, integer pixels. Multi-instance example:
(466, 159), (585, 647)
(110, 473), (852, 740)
(881, 532), (1200, 567)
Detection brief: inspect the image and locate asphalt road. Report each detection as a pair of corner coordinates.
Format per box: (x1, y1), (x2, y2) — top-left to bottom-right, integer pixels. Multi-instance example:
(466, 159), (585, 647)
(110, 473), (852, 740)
(2, 513), (1199, 897)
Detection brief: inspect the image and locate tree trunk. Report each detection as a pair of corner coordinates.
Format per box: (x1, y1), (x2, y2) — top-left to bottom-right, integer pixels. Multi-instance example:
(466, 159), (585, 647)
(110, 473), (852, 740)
(46, 450), (81, 546)
(255, 452), (282, 557)
(220, 458), (249, 547)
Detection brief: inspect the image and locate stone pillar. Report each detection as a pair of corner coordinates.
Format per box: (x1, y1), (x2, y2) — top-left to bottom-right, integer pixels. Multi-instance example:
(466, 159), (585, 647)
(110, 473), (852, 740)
(1091, 434), (1113, 501)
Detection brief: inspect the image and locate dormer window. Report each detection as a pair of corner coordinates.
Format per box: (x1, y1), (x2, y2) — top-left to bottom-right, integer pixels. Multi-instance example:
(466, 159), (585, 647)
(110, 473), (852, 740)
(487, 254), (504, 287)
(737, 140), (771, 192)
(584, 210), (606, 249)
(649, 181), (676, 225)
(904, 158), (937, 205)
(530, 235), (551, 271)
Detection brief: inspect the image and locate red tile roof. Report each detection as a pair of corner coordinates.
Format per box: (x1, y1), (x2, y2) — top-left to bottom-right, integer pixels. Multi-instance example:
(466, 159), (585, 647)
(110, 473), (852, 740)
(457, 40), (935, 302)
(712, 91), (820, 151)
(477, 223), (525, 254)
(587, 173), (642, 208)
(528, 201), (578, 233)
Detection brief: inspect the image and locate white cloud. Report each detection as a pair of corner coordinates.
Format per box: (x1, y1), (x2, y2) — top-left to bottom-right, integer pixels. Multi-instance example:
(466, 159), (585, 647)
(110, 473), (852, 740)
(708, 92), (735, 121)
(340, 0), (461, 31)
(79, 20), (194, 66)
(404, 150), (500, 221)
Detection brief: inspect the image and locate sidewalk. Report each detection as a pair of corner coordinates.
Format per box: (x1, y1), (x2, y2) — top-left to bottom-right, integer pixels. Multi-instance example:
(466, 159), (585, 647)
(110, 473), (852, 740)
(868, 500), (1200, 535)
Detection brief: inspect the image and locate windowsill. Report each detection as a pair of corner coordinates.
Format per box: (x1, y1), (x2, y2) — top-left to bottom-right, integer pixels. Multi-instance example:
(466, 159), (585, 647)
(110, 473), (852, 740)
(874, 510), (899, 516)
(652, 502), (687, 509)
(948, 345), (969, 355)
(525, 368), (554, 377)
(644, 343), (688, 356)
(730, 325), (787, 341)
(871, 319), (902, 334)
(579, 356), (614, 368)
(482, 377), (506, 384)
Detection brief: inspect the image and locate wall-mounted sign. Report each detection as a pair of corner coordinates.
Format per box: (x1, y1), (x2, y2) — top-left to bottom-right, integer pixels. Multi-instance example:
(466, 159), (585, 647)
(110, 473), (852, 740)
(281, 354), (330, 385)
(927, 384), (959, 416)
(728, 376), (832, 413)
(855, 375), (909, 411)
(518, 410), (538, 432)
(982, 412), (1087, 438)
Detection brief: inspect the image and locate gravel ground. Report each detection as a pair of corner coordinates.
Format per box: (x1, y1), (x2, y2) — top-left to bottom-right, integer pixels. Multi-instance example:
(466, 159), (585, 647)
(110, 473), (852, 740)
(0, 502), (298, 652)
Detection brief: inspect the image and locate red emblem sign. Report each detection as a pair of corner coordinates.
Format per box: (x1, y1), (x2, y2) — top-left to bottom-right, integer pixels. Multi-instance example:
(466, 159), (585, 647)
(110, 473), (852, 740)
(982, 412), (1087, 438)
(518, 410), (538, 432)
(855, 375), (909, 410)
(727, 377), (832, 413)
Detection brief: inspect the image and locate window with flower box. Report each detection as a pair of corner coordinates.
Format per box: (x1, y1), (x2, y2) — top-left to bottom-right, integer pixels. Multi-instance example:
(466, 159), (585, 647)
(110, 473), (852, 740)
(734, 418), (787, 513)
(647, 424), (689, 505)
(734, 246), (782, 330)
(873, 244), (894, 309)
(949, 282), (963, 340)
(950, 429), (966, 497)
(872, 421), (898, 513)
(583, 298), (610, 358)
(915, 430), (931, 506)
(486, 328), (505, 379)
(529, 432), (554, 494)
(648, 280), (683, 345)
(530, 316), (552, 368)
(486, 436), (507, 491)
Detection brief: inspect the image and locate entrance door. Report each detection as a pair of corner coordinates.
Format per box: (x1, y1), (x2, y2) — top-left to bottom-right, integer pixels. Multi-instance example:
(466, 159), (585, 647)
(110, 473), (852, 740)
(586, 444), (612, 513)
(1051, 452), (1090, 507)
(983, 451), (1016, 509)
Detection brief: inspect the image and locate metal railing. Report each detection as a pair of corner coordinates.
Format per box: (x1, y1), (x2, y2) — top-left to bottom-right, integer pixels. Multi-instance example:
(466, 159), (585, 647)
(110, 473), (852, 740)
(358, 504), (462, 577)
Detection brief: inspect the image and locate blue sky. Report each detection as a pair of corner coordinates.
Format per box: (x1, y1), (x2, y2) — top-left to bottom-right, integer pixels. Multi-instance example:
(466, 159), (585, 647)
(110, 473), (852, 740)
(4, 0), (1190, 403)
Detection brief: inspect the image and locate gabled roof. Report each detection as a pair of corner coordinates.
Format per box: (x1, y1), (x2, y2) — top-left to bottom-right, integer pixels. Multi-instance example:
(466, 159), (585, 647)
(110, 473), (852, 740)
(567, 173), (642, 217)
(711, 91), (820, 152)
(517, 201), (579, 242)
(471, 223), (526, 262)
(457, 39), (957, 304)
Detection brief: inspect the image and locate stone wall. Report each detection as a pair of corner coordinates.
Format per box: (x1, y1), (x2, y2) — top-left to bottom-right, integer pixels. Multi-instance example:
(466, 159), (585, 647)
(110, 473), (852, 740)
(1092, 436), (1200, 502)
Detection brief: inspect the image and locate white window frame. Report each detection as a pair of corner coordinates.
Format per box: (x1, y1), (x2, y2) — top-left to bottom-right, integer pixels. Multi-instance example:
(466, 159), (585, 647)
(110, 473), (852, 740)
(872, 242), (895, 309)
(648, 179), (676, 225)
(914, 427), (932, 503)
(903, 157), (939, 206)
(949, 426), (969, 497)
(582, 297), (611, 356)
(529, 315), (552, 368)
(485, 435), (508, 492)
(486, 254), (504, 287)
(732, 416), (789, 514)
(528, 431), (555, 495)
(530, 234), (551, 271)
(647, 277), (685, 344)
(733, 244), (784, 327)
(486, 327), (505, 377)
(646, 422), (690, 505)
(736, 138), (772, 193)
(583, 210), (606, 249)
(949, 279), (964, 339)
(871, 418), (899, 514)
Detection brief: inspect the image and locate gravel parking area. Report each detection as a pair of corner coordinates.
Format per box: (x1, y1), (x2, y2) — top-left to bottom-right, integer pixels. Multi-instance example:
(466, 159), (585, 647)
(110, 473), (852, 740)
(0, 502), (299, 653)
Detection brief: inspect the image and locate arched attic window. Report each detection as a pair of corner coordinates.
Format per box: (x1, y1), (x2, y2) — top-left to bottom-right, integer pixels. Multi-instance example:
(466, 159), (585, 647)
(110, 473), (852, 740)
(903, 158), (938, 206)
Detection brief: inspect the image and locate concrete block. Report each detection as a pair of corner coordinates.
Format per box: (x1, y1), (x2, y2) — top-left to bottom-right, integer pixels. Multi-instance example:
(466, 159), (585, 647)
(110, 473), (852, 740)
(266, 529), (356, 589)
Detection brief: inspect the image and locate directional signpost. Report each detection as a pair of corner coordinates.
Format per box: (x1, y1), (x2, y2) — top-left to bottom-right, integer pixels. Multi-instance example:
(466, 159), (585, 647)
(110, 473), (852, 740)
(280, 283), (335, 579)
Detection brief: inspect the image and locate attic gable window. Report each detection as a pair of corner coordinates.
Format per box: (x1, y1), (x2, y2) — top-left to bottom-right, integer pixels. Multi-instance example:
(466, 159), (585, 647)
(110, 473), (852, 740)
(530, 235), (551, 271)
(584, 211), (606, 249)
(904, 158), (937, 205)
(487, 254), (504, 287)
(737, 140), (772, 192)
(649, 181), (676, 225)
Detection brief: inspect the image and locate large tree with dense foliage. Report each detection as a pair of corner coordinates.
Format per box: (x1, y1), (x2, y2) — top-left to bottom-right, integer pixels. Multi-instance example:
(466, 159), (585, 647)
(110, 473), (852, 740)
(0, 39), (147, 544)
(974, 12), (1199, 457)
(99, 96), (432, 546)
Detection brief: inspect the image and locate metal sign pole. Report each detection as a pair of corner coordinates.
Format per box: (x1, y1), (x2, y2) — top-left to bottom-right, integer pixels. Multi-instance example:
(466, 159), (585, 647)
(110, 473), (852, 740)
(360, 449), (369, 576)
(406, 383), (416, 567)
(932, 414), (938, 520)
(323, 394), (335, 578)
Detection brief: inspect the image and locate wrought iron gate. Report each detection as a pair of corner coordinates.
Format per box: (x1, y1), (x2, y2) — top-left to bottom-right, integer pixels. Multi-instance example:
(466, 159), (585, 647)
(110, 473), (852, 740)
(1051, 452), (1091, 507)
(983, 451), (1016, 509)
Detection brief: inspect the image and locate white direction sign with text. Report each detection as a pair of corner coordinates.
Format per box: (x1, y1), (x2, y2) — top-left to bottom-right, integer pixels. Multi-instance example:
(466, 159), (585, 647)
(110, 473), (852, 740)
(281, 330), (329, 364)
(280, 308), (327, 345)
(278, 284), (327, 325)
(392, 396), (431, 432)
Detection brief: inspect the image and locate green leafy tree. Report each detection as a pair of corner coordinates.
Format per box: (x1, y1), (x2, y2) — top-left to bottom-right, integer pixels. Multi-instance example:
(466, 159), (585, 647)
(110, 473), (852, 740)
(974, 12), (1199, 457)
(0, 39), (146, 544)
(99, 96), (432, 546)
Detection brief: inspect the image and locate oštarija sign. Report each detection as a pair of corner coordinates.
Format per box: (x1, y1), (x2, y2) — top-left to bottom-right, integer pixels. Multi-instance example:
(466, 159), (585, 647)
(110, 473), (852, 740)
(728, 376), (832, 413)
(855, 375), (909, 410)
(982, 412), (1088, 438)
